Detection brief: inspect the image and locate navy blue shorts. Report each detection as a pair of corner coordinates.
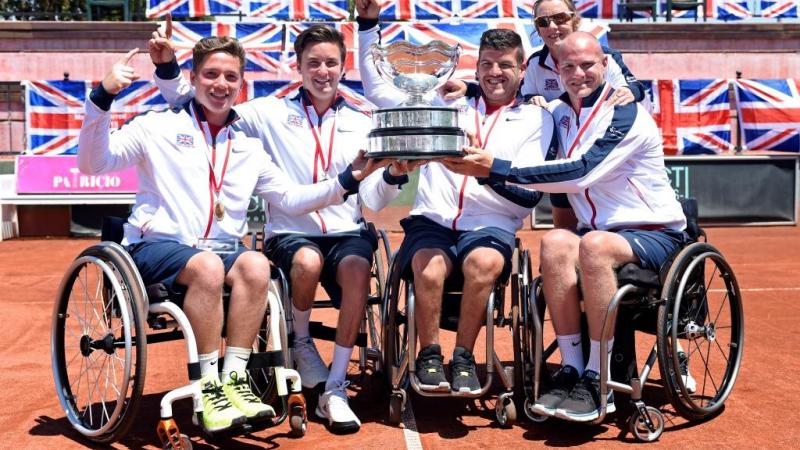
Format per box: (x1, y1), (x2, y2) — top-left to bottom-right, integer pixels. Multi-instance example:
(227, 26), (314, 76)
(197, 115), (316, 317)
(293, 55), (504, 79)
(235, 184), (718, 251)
(395, 215), (515, 288)
(263, 229), (377, 308)
(126, 240), (246, 307)
(579, 228), (688, 271)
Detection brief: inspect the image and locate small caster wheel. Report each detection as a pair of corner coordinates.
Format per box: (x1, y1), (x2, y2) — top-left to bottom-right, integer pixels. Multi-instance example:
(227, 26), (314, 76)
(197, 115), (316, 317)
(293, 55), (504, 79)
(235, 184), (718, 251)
(495, 396), (516, 428)
(629, 406), (664, 442)
(163, 434), (192, 450)
(388, 393), (404, 425)
(523, 398), (549, 423)
(289, 405), (307, 437)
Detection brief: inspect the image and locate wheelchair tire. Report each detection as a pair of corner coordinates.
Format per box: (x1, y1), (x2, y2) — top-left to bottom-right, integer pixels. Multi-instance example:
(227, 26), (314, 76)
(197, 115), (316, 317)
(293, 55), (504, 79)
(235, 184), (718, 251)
(510, 249), (533, 421)
(249, 277), (290, 405)
(51, 242), (147, 444)
(381, 258), (409, 392)
(656, 243), (744, 421)
(365, 226), (391, 375)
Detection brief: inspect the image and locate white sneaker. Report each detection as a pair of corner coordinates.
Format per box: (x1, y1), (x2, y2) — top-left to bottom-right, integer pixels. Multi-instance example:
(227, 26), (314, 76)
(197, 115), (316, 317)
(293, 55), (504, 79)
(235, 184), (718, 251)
(315, 380), (361, 434)
(678, 351), (697, 394)
(293, 336), (329, 389)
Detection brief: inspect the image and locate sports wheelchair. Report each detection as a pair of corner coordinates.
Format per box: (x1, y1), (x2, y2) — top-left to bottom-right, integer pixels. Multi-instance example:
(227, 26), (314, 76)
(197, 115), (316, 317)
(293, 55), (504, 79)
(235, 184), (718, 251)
(50, 218), (307, 449)
(381, 239), (531, 427)
(517, 199), (744, 441)
(251, 221), (392, 384)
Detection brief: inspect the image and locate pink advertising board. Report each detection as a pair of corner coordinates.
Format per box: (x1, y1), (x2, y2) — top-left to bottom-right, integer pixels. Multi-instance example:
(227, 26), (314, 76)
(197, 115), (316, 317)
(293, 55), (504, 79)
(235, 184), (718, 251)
(15, 155), (138, 194)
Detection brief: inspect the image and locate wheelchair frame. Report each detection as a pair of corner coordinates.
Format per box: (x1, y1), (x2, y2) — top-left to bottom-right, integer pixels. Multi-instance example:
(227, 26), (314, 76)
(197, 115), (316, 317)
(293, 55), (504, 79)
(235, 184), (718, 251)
(520, 206), (745, 442)
(51, 240), (307, 449)
(381, 242), (530, 427)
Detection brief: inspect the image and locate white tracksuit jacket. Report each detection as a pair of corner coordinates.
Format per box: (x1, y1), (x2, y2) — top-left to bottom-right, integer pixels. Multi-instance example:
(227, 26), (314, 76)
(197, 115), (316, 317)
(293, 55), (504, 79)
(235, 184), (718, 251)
(359, 24), (558, 234)
(489, 83), (685, 232)
(154, 74), (401, 239)
(78, 97), (353, 245)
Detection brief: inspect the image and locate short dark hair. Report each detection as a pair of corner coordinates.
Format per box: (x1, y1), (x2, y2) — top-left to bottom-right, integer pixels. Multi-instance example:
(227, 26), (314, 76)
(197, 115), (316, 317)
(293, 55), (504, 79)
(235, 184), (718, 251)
(293, 25), (347, 66)
(478, 29), (525, 65)
(192, 36), (246, 74)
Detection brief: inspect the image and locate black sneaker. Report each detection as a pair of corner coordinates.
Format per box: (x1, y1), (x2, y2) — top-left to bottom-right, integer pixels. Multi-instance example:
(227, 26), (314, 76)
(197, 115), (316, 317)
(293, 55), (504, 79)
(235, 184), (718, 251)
(450, 347), (481, 394)
(530, 365), (580, 417)
(555, 370), (615, 422)
(416, 344), (450, 391)
(677, 351), (697, 393)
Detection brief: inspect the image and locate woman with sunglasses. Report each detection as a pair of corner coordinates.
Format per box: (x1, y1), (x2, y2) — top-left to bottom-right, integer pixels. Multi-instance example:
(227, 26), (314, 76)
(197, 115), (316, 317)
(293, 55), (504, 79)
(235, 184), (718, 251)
(446, 0), (645, 109)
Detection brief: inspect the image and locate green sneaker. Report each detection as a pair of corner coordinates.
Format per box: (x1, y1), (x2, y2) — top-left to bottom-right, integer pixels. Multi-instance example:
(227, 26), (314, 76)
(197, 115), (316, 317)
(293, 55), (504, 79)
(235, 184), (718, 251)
(223, 371), (275, 422)
(199, 375), (247, 433)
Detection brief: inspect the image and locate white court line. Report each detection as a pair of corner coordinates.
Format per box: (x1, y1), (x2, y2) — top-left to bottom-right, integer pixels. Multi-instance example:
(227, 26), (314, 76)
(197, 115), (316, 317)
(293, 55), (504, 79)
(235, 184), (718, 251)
(709, 287), (800, 293)
(402, 398), (423, 450)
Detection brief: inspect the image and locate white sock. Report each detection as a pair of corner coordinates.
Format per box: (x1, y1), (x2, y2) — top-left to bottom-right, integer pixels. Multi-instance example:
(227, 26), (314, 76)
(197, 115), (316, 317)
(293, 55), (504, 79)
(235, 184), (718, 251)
(292, 304), (311, 340)
(221, 346), (251, 383)
(585, 338), (614, 377)
(327, 344), (353, 389)
(199, 350), (220, 380)
(556, 333), (584, 372)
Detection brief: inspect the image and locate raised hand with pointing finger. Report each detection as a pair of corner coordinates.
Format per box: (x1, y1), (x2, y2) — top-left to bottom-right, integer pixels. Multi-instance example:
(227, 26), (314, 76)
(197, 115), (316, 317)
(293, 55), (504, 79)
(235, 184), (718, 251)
(148, 13), (175, 64)
(101, 48), (140, 95)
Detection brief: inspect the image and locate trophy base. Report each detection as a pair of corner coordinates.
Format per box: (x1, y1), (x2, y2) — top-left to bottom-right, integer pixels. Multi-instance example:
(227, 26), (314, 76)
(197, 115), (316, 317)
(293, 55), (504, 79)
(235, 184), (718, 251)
(365, 150), (464, 160)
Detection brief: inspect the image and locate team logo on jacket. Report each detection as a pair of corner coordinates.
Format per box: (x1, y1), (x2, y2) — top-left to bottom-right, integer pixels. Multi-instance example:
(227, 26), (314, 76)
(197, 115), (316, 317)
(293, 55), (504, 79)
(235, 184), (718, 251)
(176, 134), (194, 147)
(545, 79), (560, 90)
(287, 114), (304, 127)
(559, 116), (571, 129)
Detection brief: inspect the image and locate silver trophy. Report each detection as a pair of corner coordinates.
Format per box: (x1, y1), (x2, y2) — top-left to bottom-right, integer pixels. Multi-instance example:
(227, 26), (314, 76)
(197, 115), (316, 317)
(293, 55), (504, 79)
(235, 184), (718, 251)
(366, 40), (466, 159)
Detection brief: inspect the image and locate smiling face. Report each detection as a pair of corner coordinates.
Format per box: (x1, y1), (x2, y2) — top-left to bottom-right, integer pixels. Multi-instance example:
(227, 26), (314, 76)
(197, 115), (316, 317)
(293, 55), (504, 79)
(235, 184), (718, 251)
(477, 47), (525, 106)
(190, 51), (243, 126)
(534, 0), (580, 53)
(297, 41), (343, 112)
(556, 33), (607, 100)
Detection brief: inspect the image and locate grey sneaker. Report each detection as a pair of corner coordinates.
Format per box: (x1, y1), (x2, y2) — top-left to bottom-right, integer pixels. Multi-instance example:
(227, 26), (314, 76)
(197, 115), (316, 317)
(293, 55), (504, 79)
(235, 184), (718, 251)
(555, 370), (616, 422)
(293, 336), (329, 389)
(531, 365), (580, 416)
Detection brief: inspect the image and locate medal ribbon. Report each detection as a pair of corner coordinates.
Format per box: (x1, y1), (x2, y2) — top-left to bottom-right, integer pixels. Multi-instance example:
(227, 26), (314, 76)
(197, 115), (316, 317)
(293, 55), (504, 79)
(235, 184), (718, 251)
(191, 104), (233, 238)
(566, 83), (612, 158)
(301, 97), (336, 183)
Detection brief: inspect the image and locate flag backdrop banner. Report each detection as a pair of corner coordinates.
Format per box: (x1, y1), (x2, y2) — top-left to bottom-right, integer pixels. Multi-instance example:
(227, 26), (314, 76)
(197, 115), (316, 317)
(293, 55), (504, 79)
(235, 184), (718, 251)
(760, 0), (800, 18)
(734, 79), (800, 152)
(649, 79), (732, 155)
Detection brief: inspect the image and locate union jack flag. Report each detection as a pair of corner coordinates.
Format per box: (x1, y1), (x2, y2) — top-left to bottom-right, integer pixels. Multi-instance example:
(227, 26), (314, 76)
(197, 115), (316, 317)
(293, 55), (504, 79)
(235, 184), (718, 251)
(458, 0), (536, 18)
(146, 0), (241, 19)
(714, 0), (752, 20)
(734, 79), (800, 152)
(249, 0), (350, 20)
(170, 22), (282, 73)
(574, 0), (617, 18)
(283, 23), (356, 74)
(760, 0), (799, 18)
(649, 79), (732, 155)
(379, 0), (454, 20)
(24, 80), (169, 155)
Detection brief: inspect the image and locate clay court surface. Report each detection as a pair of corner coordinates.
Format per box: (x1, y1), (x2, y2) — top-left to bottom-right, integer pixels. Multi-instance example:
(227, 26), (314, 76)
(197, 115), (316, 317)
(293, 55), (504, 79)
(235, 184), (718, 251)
(1, 225), (798, 449)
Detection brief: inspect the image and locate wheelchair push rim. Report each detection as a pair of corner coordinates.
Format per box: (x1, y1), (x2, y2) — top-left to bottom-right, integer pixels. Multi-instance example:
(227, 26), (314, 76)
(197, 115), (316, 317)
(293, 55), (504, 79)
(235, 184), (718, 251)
(657, 243), (744, 420)
(51, 243), (147, 442)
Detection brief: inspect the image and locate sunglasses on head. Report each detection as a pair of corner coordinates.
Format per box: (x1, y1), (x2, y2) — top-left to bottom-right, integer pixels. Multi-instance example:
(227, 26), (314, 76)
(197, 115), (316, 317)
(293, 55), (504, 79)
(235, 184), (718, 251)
(534, 12), (574, 28)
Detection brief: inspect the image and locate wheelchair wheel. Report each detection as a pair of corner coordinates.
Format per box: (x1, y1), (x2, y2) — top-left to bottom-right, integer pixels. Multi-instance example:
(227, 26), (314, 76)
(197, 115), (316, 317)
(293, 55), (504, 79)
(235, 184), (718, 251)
(657, 243), (744, 421)
(510, 249), (533, 420)
(364, 225), (391, 375)
(382, 258), (409, 393)
(250, 274), (290, 405)
(51, 242), (147, 443)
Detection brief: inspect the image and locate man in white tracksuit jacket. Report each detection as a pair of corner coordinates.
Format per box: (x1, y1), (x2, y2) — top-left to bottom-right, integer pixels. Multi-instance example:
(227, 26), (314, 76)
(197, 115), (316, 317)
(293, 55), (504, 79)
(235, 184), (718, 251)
(444, 32), (688, 423)
(149, 23), (401, 433)
(357, 0), (557, 395)
(79, 37), (382, 434)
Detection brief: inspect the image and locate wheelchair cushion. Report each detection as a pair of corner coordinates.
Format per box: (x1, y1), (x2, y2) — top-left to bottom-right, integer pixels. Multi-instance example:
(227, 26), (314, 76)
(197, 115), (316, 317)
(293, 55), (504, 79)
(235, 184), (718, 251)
(146, 283), (174, 303)
(101, 216), (126, 244)
(616, 263), (661, 288)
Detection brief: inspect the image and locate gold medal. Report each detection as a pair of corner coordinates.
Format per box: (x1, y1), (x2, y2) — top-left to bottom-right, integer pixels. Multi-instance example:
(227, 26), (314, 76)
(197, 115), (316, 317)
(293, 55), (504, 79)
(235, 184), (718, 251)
(214, 200), (225, 220)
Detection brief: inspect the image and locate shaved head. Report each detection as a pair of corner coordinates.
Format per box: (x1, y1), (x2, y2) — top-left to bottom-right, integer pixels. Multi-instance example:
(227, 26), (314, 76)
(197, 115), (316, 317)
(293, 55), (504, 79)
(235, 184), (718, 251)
(555, 31), (608, 101)
(555, 31), (603, 62)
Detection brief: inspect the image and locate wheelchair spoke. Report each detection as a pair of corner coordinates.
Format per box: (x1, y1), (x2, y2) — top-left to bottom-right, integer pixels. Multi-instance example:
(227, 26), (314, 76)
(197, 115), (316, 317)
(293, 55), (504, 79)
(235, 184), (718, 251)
(711, 285), (730, 327)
